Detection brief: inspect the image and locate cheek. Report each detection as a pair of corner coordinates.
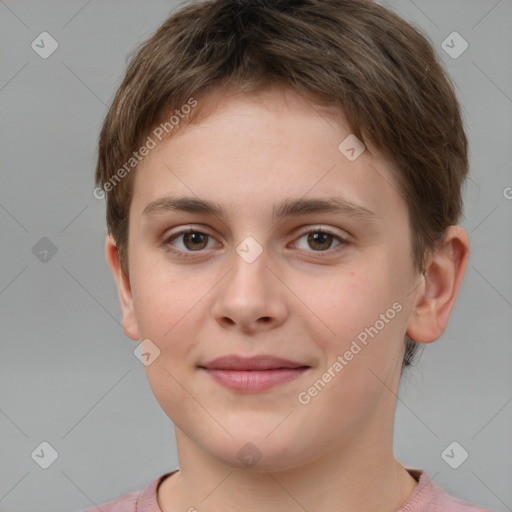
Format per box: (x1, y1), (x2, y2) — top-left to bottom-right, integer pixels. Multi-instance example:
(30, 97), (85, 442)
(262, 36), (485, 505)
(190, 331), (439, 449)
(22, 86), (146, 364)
(134, 283), (204, 355)
(133, 268), (209, 426)
(130, 245), (200, 339)
(295, 264), (393, 335)
(130, 255), (224, 379)
(299, 260), (408, 371)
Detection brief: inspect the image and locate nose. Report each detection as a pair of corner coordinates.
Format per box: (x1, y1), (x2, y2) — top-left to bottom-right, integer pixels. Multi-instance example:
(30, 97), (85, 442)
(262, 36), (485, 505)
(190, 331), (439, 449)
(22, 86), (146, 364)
(210, 245), (289, 333)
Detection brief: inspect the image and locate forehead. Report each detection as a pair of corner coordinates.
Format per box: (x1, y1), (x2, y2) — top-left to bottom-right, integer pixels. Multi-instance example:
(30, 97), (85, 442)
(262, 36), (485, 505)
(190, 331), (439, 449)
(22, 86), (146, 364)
(130, 87), (406, 224)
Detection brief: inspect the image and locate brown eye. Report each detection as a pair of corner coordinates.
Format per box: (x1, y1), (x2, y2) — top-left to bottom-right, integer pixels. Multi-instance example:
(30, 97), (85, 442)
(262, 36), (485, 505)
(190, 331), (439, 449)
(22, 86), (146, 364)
(164, 229), (215, 254)
(180, 232), (209, 251)
(306, 232), (335, 251)
(293, 228), (347, 254)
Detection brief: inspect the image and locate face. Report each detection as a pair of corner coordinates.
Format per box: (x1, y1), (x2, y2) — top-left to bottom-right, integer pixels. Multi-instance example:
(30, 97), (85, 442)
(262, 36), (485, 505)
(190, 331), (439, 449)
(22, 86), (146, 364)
(110, 87), (428, 471)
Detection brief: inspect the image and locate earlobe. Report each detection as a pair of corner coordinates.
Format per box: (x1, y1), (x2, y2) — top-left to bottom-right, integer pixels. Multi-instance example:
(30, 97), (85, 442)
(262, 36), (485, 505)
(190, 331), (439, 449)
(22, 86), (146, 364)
(105, 234), (140, 340)
(406, 226), (470, 344)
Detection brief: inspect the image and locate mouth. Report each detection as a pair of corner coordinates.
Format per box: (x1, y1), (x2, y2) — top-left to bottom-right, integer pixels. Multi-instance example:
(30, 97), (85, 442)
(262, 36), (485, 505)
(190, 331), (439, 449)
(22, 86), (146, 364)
(198, 355), (311, 392)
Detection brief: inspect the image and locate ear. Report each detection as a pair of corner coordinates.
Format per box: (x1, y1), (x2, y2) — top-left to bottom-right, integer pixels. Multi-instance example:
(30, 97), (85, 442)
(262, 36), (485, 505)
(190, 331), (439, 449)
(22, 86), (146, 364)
(406, 226), (470, 344)
(105, 234), (140, 340)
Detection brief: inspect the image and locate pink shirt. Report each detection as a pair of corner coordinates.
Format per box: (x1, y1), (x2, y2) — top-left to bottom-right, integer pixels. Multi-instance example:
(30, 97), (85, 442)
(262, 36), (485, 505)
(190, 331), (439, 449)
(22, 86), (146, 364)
(80, 468), (496, 512)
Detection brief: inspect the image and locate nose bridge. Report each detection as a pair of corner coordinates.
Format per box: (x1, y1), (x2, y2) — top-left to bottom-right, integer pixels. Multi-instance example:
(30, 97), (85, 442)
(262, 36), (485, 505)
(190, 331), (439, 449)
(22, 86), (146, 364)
(228, 236), (274, 300)
(211, 235), (288, 330)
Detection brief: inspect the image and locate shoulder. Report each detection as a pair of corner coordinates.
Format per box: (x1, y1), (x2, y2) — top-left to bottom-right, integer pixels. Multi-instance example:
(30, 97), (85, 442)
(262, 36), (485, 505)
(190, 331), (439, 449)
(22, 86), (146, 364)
(77, 489), (140, 512)
(431, 485), (497, 512)
(74, 471), (177, 512)
(401, 469), (497, 512)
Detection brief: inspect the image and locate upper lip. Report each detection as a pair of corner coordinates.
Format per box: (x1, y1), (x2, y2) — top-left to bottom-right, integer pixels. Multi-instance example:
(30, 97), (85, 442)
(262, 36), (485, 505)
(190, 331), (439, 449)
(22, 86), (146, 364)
(199, 355), (310, 371)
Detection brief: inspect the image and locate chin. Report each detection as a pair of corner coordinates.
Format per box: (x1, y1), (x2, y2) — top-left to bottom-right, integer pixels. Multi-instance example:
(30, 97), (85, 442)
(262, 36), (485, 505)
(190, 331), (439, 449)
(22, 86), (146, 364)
(205, 432), (314, 473)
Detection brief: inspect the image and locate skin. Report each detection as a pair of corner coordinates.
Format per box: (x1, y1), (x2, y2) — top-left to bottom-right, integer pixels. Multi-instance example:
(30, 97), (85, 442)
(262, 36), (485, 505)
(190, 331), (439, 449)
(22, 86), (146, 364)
(106, 86), (470, 512)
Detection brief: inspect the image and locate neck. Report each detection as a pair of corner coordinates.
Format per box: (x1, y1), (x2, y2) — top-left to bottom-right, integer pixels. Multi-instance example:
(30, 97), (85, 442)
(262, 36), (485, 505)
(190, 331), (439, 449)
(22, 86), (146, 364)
(158, 417), (418, 512)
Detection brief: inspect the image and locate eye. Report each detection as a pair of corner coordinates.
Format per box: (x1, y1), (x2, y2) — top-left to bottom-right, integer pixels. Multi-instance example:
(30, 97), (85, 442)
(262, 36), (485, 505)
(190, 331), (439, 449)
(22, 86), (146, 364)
(163, 228), (218, 255)
(162, 226), (348, 258)
(292, 228), (347, 253)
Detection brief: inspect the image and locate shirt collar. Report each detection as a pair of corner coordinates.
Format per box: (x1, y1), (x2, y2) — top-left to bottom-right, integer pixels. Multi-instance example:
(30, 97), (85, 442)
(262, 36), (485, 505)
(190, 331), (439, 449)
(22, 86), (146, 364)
(136, 468), (432, 512)
(136, 470), (178, 511)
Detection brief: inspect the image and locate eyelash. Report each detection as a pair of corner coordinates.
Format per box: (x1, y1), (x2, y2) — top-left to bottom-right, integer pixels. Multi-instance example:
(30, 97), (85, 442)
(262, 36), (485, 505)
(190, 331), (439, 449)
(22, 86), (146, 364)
(162, 227), (348, 258)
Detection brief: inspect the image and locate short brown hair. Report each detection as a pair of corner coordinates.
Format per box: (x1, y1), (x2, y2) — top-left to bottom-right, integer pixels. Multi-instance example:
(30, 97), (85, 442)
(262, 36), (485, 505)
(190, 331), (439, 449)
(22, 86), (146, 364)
(96, 0), (468, 370)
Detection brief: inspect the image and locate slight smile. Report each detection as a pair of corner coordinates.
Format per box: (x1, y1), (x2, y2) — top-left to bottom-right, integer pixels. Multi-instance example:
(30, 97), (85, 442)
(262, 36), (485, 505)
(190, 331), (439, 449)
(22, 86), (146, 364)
(198, 355), (311, 392)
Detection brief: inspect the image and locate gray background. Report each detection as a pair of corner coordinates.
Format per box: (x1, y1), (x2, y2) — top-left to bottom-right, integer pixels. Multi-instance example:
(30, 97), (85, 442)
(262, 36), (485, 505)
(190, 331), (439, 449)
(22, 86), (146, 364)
(0, 0), (511, 511)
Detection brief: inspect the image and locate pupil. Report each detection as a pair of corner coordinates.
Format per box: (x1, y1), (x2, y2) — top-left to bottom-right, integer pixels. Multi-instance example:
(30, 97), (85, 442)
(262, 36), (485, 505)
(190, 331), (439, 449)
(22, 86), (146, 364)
(182, 232), (333, 252)
(308, 232), (331, 250)
(186, 232), (206, 250)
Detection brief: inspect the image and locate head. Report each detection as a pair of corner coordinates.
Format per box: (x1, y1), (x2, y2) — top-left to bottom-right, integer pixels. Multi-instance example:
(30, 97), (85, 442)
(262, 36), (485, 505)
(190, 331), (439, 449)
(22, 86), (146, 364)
(98, 0), (469, 470)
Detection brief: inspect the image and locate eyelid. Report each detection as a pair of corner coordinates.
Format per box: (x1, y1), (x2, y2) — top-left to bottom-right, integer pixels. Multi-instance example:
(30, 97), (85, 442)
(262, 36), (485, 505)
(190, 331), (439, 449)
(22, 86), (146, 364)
(290, 225), (349, 252)
(162, 224), (349, 257)
(294, 224), (348, 239)
(163, 225), (219, 247)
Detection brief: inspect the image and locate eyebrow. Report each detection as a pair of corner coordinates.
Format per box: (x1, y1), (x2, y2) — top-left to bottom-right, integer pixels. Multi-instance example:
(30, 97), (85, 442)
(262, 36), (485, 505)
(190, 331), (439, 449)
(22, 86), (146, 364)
(142, 196), (378, 223)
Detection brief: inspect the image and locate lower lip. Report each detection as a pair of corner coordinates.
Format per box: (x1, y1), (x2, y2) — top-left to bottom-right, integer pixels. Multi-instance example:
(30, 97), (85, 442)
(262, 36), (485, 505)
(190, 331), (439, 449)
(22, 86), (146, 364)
(201, 367), (309, 392)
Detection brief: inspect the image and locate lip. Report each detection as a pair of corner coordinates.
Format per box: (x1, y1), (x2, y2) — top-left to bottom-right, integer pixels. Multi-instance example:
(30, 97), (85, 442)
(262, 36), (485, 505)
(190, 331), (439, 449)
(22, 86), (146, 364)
(201, 355), (308, 370)
(199, 355), (310, 392)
